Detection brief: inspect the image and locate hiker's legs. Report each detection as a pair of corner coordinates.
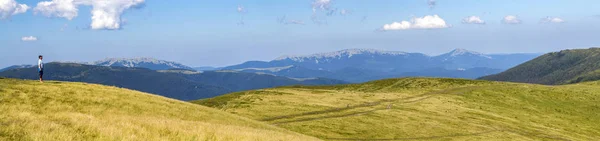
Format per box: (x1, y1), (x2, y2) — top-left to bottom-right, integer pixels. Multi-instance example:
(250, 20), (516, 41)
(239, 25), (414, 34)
(39, 71), (43, 83)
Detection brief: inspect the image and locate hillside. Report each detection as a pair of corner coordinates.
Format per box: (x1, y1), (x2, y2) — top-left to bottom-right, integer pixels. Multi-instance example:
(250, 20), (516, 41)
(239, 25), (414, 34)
(0, 64), (34, 72)
(0, 78), (318, 140)
(168, 70), (347, 92)
(0, 63), (346, 100)
(194, 78), (600, 140)
(480, 48), (600, 85)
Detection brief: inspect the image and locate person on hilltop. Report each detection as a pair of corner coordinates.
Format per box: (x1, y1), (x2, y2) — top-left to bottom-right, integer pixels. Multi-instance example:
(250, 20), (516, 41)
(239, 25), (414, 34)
(38, 55), (44, 83)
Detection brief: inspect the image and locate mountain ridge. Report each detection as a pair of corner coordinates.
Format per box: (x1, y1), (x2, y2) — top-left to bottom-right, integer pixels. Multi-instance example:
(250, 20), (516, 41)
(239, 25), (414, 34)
(89, 57), (194, 70)
(274, 48), (410, 61)
(479, 47), (600, 85)
(223, 48), (539, 82)
(0, 62), (347, 100)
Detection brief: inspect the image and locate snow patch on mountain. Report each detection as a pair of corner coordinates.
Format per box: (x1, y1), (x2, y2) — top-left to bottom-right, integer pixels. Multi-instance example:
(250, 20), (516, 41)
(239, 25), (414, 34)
(233, 65), (295, 72)
(275, 49), (408, 62)
(90, 57), (193, 70)
(289, 77), (319, 81)
(447, 48), (492, 59)
(0, 64), (35, 72)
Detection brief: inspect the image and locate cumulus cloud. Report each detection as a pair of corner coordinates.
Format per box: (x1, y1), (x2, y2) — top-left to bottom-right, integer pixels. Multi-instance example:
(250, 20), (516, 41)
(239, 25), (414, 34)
(34, 0), (145, 30)
(21, 36), (38, 41)
(540, 16), (565, 23)
(0, 0), (29, 19)
(462, 16), (485, 24)
(381, 15), (449, 31)
(502, 15), (522, 24)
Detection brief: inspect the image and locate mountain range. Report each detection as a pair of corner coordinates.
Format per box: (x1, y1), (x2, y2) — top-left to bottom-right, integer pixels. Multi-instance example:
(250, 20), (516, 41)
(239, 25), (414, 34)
(88, 57), (194, 70)
(223, 48), (540, 82)
(0, 63), (346, 100)
(0, 58), (194, 72)
(0, 48), (540, 84)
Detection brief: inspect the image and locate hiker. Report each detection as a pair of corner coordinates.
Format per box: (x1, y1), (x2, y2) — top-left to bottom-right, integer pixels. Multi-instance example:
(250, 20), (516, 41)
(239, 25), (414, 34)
(38, 55), (44, 83)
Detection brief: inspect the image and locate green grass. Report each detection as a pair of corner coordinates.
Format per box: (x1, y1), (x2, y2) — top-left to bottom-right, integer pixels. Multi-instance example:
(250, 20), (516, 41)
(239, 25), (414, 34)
(0, 78), (319, 141)
(194, 77), (600, 140)
(480, 47), (600, 85)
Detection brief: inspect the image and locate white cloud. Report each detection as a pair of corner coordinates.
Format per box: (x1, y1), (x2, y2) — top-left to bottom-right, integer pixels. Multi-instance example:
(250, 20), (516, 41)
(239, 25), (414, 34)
(428, 0), (436, 9)
(462, 16), (485, 24)
(33, 0), (78, 20)
(381, 15), (449, 31)
(237, 5), (246, 14)
(540, 17), (565, 23)
(21, 36), (38, 41)
(277, 16), (305, 25)
(34, 0), (145, 30)
(312, 0), (332, 12)
(502, 15), (522, 24)
(0, 0), (29, 19)
(339, 9), (350, 16)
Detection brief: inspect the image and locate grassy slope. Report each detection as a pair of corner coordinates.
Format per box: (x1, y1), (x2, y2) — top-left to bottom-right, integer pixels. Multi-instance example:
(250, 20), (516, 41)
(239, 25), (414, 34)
(0, 78), (319, 141)
(480, 48), (600, 85)
(194, 78), (600, 140)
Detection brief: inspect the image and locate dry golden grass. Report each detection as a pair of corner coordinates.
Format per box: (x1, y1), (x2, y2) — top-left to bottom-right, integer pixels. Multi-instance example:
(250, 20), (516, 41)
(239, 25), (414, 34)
(195, 78), (600, 140)
(0, 78), (319, 141)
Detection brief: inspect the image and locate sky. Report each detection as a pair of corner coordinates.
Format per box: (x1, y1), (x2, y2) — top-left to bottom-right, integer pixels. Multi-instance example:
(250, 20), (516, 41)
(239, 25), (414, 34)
(2, 0), (600, 68)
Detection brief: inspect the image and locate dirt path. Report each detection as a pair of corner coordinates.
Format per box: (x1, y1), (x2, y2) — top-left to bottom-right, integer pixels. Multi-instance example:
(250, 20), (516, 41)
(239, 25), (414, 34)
(261, 86), (573, 141)
(262, 86), (475, 123)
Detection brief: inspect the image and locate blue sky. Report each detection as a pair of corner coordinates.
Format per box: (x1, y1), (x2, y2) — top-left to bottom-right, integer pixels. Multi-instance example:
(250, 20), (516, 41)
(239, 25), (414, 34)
(2, 0), (600, 68)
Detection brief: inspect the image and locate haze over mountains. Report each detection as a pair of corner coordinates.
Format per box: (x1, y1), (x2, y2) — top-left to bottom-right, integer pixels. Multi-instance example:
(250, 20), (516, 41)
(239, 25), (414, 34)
(224, 48), (540, 82)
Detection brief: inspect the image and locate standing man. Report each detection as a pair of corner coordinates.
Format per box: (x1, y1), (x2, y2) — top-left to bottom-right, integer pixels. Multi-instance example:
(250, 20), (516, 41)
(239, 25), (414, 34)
(38, 55), (44, 83)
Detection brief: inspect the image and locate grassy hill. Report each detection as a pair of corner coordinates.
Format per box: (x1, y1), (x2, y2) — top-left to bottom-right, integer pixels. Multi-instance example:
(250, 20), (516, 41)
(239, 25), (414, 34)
(480, 48), (600, 85)
(0, 78), (318, 141)
(194, 78), (600, 140)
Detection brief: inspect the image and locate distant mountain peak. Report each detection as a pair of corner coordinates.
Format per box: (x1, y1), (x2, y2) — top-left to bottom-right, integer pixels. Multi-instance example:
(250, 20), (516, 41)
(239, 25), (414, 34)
(90, 57), (193, 70)
(275, 48), (408, 61)
(447, 48), (491, 59)
(93, 57), (160, 64)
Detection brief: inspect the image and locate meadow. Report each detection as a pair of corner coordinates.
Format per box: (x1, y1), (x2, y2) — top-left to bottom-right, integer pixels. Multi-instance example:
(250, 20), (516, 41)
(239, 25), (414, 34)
(0, 78), (318, 141)
(195, 78), (600, 140)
